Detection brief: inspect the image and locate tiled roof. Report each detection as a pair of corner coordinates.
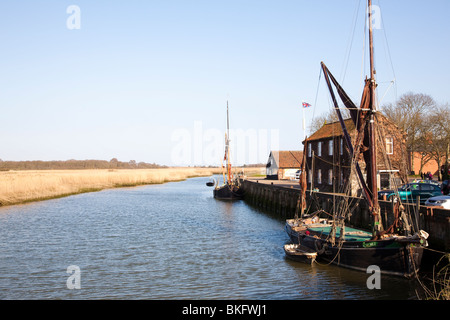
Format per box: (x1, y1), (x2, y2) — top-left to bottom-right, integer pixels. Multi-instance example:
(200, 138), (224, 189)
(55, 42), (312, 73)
(270, 151), (303, 168)
(308, 118), (356, 141)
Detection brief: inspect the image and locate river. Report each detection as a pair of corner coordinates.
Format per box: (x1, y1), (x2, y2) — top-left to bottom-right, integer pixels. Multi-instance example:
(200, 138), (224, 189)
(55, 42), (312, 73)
(0, 176), (419, 300)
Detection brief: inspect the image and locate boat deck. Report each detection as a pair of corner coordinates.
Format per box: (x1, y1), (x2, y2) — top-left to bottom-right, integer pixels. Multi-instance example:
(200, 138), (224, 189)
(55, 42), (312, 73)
(308, 226), (373, 242)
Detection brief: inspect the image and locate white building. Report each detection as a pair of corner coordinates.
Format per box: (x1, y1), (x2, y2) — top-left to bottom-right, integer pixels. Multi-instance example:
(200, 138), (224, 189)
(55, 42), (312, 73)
(266, 151), (303, 180)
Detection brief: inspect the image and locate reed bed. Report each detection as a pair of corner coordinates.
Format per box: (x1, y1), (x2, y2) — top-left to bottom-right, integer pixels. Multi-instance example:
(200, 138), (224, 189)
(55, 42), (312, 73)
(0, 167), (264, 207)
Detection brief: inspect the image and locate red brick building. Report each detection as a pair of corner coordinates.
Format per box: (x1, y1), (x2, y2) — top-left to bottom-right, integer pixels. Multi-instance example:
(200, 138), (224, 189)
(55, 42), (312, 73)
(305, 114), (408, 195)
(410, 152), (446, 177)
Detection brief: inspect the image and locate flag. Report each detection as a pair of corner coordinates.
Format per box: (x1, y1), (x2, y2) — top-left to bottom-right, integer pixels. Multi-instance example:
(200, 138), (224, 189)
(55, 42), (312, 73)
(302, 102), (312, 108)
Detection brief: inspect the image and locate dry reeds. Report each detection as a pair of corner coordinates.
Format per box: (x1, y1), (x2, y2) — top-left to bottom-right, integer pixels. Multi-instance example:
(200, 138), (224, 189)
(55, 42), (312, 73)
(0, 167), (264, 206)
(418, 253), (450, 300)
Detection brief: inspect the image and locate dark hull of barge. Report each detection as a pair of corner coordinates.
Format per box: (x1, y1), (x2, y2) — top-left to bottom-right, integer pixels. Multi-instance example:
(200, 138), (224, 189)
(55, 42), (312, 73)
(213, 185), (244, 200)
(286, 223), (424, 278)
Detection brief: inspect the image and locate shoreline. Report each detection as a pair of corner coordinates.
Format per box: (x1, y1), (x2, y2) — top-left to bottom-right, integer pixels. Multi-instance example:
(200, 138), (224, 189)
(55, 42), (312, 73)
(0, 167), (264, 208)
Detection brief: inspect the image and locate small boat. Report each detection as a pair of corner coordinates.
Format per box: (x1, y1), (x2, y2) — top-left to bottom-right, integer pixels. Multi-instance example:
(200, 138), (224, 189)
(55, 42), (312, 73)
(206, 179), (215, 187)
(284, 244), (317, 264)
(213, 101), (244, 200)
(285, 214), (331, 243)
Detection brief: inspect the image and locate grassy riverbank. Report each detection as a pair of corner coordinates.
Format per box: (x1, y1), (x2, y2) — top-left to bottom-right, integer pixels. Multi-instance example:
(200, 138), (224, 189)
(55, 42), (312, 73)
(0, 167), (264, 207)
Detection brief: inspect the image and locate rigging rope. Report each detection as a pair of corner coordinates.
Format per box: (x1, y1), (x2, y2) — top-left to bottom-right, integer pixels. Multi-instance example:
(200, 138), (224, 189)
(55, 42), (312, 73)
(340, 0), (362, 84)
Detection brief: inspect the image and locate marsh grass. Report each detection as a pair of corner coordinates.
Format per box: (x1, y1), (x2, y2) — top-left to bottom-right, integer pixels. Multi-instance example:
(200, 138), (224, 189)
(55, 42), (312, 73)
(0, 167), (263, 206)
(417, 253), (450, 300)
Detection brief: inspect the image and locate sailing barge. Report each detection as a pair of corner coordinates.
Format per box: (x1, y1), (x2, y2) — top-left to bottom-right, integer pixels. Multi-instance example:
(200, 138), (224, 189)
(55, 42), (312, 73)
(212, 102), (244, 200)
(285, 0), (428, 278)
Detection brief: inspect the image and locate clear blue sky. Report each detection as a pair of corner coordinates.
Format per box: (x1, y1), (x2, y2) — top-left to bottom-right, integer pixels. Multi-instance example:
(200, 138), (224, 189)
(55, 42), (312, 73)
(1, 1), (449, 166)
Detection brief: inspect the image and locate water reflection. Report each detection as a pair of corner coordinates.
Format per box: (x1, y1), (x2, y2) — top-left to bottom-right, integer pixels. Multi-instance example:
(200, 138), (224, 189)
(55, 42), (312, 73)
(0, 176), (418, 300)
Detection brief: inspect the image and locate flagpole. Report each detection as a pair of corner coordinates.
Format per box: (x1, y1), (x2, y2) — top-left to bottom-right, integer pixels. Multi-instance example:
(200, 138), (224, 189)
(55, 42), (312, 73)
(302, 102), (310, 143)
(302, 105), (306, 143)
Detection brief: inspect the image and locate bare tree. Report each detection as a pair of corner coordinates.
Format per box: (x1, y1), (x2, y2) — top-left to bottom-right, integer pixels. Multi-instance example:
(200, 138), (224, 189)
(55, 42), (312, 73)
(425, 104), (450, 180)
(308, 108), (350, 135)
(382, 92), (436, 174)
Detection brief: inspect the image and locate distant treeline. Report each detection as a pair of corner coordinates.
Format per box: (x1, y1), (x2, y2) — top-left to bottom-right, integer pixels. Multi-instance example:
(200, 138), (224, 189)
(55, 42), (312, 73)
(0, 158), (167, 171)
(242, 163), (265, 167)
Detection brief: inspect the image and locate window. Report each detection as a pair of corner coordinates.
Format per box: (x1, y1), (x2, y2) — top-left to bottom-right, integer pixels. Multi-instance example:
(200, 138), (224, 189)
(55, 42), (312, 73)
(308, 169), (312, 183)
(421, 184), (434, 191)
(386, 137), (393, 155)
(317, 169), (322, 184)
(328, 140), (333, 156)
(318, 141), (322, 157)
(340, 138), (344, 155)
(328, 169), (333, 185)
(308, 142), (312, 157)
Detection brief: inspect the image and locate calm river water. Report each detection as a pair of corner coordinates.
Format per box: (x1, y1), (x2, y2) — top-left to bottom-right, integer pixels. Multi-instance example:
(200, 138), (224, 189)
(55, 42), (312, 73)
(0, 176), (420, 300)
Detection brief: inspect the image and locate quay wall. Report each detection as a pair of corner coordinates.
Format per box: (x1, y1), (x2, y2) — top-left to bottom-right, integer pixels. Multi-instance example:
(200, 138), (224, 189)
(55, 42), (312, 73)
(241, 179), (450, 251)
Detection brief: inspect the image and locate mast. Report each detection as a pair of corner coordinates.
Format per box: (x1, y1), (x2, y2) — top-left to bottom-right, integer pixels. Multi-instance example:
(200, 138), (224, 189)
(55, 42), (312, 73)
(295, 137), (308, 220)
(227, 101), (230, 141)
(368, 0), (383, 234)
(226, 101), (232, 185)
(368, 0), (376, 84)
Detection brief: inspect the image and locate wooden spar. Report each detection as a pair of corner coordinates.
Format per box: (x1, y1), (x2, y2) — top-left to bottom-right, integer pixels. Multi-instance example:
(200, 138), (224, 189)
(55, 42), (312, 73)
(318, 0), (384, 235)
(320, 62), (373, 209)
(295, 137), (308, 220)
(368, 0), (382, 233)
